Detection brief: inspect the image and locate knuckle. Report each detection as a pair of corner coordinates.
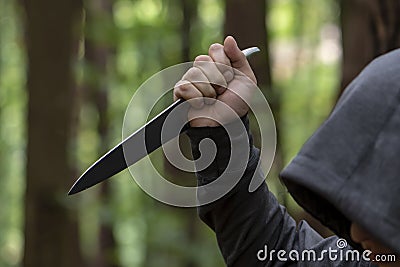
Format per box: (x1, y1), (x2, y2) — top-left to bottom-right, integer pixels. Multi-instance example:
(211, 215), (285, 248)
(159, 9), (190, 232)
(195, 55), (211, 62)
(175, 81), (189, 93)
(179, 85), (188, 93)
(184, 67), (200, 81)
(209, 43), (223, 54)
(188, 67), (202, 77)
(223, 69), (234, 83)
(173, 82), (181, 93)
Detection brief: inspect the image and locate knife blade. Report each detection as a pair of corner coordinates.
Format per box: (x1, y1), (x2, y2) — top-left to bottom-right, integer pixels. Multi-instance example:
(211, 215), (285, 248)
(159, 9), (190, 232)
(68, 47), (260, 195)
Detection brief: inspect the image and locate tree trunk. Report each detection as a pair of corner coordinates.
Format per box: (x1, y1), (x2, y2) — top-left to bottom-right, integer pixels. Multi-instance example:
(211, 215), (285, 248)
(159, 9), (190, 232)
(340, 0), (400, 92)
(180, 0), (198, 62)
(154, 1), (200, 267)
(224, 0), (285, 201)
(225, 0), (271, 90)
(178, 2), (199, 266)
(22, 0), (83, 266)
(84, 0), (119, 266)
(224, 0), (274, 144)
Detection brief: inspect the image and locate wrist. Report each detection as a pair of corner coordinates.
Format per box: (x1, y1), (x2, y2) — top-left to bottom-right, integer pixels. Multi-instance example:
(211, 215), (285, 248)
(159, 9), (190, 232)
(186, 114), (252, 184)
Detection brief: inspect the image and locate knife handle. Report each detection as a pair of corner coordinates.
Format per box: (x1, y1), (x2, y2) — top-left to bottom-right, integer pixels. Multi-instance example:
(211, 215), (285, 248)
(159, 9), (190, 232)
(241, 47), (261, 58)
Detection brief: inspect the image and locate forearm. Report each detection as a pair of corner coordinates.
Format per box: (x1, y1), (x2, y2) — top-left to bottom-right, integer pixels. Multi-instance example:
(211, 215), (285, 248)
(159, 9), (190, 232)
(186, 116), (298, 266)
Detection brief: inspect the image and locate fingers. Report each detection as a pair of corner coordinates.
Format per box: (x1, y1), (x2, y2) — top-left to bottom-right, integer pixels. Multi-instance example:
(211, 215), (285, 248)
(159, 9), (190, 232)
(174, 62), (218, 108)
(174, 80), (204, 109)
(223, 36), (256, 83)
(183, 66), (216, 99)
(174, 36), (256, 111)
(208, 43), (234, 84)
(174, 53), (230, 108)
(207, 37), (257, 86)
(193, 55), (227, 95)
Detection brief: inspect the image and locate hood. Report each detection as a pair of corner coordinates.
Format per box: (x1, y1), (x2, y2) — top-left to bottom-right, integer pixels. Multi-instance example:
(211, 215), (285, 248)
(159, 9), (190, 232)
(280, 49), (400, 254)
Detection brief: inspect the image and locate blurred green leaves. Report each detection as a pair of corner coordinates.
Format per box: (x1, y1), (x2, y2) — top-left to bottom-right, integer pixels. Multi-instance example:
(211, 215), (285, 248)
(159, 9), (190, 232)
(0, 0), (26, 266)
(0, 0), (341, 266)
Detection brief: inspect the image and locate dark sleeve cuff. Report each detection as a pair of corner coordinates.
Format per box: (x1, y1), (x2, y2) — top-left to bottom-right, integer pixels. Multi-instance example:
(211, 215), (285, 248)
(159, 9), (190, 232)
(185, 115), (253, 185)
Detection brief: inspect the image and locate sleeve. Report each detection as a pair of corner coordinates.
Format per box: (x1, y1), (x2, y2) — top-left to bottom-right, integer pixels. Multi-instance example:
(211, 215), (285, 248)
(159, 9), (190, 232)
(185, 116), (371, 267)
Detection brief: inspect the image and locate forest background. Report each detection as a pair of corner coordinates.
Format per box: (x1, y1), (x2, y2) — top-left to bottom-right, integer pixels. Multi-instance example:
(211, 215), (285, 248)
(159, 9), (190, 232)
(1, 0), (399, 266)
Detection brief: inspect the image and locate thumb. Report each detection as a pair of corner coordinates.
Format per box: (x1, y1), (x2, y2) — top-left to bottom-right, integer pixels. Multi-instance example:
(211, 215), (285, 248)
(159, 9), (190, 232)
(223, 36), (255, 80)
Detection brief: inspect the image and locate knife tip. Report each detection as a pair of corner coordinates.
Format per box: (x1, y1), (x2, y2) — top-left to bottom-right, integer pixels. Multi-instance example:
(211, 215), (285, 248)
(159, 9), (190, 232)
(68, 186), (78, 195)
(68, 180), (85, 195)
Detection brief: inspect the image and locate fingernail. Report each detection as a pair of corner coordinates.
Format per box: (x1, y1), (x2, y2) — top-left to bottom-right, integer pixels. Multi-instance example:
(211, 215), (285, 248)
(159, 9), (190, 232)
(223, 70), (234, 83)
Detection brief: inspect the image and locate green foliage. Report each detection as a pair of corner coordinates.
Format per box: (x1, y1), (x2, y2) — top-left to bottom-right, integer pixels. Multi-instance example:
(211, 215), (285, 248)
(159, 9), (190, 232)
(268, 0), (340, 164)
(0, 0), (342, 266)
(0, 1), (26, 266)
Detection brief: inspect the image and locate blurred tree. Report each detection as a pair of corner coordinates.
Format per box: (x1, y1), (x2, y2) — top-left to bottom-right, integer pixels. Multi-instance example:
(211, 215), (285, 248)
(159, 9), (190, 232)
(180, 0), (198, 62)
(225, 0), (272, 89)
(340, 0), (400, 92)
(0, 0), (4, 261)
(224, 0), (275, 145)
(22, 0), (83, 266)
(83, 0), (119, 266)
(161, 1), (200, 267)
(0, 1), (27, 265)
(224, 0), (286, 202)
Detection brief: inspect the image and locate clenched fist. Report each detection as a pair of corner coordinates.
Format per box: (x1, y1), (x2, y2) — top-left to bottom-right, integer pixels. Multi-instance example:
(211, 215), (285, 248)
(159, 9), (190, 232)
(173, 36), (257, 127)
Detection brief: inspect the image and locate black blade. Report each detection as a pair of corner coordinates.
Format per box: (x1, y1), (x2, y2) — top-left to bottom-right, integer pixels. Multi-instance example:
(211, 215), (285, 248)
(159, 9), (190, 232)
(68, 99), (189, 195)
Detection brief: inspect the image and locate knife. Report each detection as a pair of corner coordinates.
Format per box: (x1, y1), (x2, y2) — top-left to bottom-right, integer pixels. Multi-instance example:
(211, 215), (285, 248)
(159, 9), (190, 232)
(68, 47), (260, 195)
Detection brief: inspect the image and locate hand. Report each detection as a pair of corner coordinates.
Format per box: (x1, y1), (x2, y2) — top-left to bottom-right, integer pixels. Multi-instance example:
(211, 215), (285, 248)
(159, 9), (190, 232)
(173, 36), (257, 127)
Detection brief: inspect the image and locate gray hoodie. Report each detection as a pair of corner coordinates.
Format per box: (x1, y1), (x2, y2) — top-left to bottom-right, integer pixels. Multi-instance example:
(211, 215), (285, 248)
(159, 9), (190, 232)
(281, 49), (400, 256)
(187, 49), (400, 266)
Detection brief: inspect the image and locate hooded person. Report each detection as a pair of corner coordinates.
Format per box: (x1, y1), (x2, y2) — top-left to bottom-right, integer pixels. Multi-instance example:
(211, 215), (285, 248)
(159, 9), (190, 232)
(174, 36), (399, 267)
